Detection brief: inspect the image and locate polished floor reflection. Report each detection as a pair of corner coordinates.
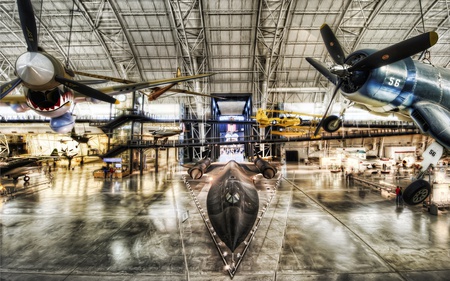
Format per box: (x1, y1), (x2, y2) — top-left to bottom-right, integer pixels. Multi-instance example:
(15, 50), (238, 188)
(1, 161), (449, 280)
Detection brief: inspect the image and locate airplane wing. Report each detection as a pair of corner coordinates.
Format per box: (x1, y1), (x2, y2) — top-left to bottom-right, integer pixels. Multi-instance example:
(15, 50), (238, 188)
(410, 101), (450, 147)
(89, 73), (214, 95)
(147, 88), (225, 100)
(0, 73), (214, 106)
(0, 95), (27, 103)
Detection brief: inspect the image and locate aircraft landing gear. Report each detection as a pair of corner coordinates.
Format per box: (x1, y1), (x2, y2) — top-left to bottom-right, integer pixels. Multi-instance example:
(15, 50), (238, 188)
(403, 142), (444, 205)
(322, 115), (341, 133)
(403, 179), (431, 205)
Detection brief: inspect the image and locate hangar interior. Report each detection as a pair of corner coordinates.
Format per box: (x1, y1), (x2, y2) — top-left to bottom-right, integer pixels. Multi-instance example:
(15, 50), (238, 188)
(1, 0), (450, 280)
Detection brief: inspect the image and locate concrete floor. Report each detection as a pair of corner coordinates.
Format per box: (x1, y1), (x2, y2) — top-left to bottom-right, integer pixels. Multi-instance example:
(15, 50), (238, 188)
(1, 162), (449, 281)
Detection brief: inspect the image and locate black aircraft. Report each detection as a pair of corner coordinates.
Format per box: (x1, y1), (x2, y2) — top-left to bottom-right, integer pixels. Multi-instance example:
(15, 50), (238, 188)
(187, 156), (278, 276)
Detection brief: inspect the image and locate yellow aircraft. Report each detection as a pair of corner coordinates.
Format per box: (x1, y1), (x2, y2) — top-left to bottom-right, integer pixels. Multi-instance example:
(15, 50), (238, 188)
(253, 109), (321, 127)
(253, 108), (325, 137)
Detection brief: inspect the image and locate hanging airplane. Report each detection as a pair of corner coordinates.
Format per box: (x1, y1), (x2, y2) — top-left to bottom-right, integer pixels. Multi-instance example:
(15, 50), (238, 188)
(0, 0), (213, 134)
(75, 67), (221, 102)
(306, 23), (446, 205)
(150, 128), (183, 145)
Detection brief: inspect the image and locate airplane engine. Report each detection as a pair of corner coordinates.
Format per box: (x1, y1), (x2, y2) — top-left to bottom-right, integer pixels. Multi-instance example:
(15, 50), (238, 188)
(9, 103), (30, 113)
(188, 158), (211, 179)
(49, 112), (75, 134)
(339, 49), (412, 108)
(340, 48), (450, 115)
(254, 157), (277, 179)
(25, 86), (74, 118)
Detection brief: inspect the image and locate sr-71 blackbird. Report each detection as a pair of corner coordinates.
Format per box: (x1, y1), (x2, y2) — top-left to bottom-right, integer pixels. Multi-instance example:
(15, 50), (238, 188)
(306, 24), (447, 205)
(186, 156), (279, 277)
(0, 0), (212, 134)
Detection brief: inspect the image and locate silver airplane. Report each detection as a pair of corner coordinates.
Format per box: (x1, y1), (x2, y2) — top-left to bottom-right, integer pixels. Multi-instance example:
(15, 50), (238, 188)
(0, 0), (212, 134)
(307, 24), (447, 205)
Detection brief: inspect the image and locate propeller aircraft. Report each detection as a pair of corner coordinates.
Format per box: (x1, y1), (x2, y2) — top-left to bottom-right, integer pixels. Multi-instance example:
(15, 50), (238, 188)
(0, 0), (213, 134)
(75, 67), (219, 102)
(253, 108), (323, 137)
(306, 23), (446, 205)
(253, 108), (321, 128)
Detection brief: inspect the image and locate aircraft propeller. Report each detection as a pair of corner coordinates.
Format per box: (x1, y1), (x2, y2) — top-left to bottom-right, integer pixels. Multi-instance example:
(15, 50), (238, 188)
(0, 0), (118, 104)
(307, 23), (438, 136)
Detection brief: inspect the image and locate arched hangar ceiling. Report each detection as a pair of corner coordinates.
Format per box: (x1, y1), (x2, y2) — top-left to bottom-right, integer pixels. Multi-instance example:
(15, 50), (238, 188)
(0, 0), (449, 112)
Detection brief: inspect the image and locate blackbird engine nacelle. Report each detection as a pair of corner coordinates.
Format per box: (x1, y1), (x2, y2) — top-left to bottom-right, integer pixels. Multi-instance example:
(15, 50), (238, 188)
(254, 157), (277, 179)
(188, 158), (212, 179)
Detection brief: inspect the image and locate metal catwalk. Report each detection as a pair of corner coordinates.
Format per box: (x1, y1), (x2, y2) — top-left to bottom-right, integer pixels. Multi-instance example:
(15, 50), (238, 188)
(1, 161), (449, 280)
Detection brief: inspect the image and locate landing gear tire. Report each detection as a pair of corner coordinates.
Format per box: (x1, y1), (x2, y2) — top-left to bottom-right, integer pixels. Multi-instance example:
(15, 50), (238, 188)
(322, 115), (342, 133)
(403, 179), (431, 205)
(24, 176), (30, 182)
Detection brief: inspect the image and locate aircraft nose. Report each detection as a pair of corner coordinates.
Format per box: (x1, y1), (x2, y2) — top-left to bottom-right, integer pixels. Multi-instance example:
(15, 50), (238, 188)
(16, 52), (54, 86)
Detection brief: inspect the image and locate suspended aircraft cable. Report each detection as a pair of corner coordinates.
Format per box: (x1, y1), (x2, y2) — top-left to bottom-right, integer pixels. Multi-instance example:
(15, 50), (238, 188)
(418, 0), (432, 63)
(37, 0), (43, 37)
(65, 1), (76, 69)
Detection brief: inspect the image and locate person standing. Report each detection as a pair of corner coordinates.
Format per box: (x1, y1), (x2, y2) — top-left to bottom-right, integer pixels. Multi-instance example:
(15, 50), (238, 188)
(109, 167), (115, 179)
(395, 186), (403, 206)
(102, 166), (108, 179)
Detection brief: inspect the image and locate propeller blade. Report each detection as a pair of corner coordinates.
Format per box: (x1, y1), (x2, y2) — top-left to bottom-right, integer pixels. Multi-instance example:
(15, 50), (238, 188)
(320, 23), (346, 65)
(17, 0), (38, 52)
(313, 80), (344, 136)
(0, 78), (23, 99)
(348, 31), (438, 72)
(54, 75), (119, 104)
(306, 57), (338, 85)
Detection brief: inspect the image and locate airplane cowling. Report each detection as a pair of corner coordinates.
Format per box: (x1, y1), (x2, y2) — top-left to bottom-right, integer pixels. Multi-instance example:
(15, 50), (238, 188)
(49, 112), (75, 134)
(188, 158), (211, 179)
(254, 157), (277, 179)
(340, 49), (412, 108)
(410, 101), (450, 150)
(25, 86), (74, 118)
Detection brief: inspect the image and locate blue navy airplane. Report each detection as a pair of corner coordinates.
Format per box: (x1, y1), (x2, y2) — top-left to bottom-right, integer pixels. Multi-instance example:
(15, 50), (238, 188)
(307, 24), (447, 205)
(188, 156), (277, 253)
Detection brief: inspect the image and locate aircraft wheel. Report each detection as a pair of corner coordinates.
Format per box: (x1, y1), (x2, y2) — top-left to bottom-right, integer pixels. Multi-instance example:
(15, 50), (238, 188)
(322, 115), (342, 133)
(403, 179), (431, 205)
(24, 176), (30, 182)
